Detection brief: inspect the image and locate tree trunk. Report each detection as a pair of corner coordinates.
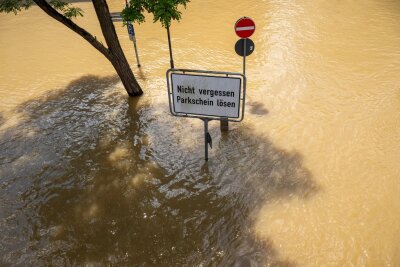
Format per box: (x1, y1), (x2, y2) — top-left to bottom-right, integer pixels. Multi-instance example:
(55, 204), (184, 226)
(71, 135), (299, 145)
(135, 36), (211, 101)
(109, 54), (143, 96)
(33, 0), (143, 96)
(92, 0), (142, 96)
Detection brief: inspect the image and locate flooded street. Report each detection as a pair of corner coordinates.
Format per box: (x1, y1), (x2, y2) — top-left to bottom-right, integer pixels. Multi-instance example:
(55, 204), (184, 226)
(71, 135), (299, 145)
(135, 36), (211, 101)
(1, 0), (400, 265)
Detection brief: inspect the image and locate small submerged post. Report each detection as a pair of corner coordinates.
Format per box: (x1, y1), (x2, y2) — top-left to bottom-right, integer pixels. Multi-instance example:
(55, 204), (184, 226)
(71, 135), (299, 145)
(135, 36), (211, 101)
(204, 119), (209, 161)
(203, 119), (212, 161)
(220, 118), (229, 132)
(132, 32), (141, 67)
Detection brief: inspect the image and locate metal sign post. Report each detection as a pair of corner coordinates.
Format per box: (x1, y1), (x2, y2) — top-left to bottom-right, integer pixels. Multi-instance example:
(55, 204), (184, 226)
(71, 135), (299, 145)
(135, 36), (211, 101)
(243, 38), (247, 75)
(110, 10), (141, 68)
(133, 35), (141, 68)
(219, 17), (255, 131)
(124, 0), (141, 68)
(235, 38), (255, 73)
(203, 119), (212, 161)
(127, 22), (141, 67)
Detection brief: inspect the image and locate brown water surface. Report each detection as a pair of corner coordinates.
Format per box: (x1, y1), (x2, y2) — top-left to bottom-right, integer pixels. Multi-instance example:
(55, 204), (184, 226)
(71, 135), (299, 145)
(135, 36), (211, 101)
(1, 0), (399, 266)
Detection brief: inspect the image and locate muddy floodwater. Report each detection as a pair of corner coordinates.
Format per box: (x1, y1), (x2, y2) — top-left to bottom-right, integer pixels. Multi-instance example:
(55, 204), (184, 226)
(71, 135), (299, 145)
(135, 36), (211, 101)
(1, 0), (400, 266)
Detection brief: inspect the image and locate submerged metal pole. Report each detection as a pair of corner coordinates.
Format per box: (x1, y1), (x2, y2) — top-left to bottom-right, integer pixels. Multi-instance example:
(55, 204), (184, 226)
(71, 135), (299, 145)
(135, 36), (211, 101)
(220, 39), (247, 132)
(220, 118), (229, 132)
(132, 34), (141, 67)
(243, 38), (247, 75)
(167, 26), (175, 69)
(125, 0), (140, 68)
(204, 119), (208, 161)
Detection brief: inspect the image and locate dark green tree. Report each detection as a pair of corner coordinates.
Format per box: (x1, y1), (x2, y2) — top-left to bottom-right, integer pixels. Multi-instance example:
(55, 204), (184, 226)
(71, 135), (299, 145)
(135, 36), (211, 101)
(122, 0), (190, 68)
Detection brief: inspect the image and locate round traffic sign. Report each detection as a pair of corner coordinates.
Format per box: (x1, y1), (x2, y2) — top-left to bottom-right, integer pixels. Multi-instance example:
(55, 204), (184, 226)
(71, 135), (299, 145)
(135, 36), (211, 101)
(234, 17), (255, 38)
(235, 38), (255, 57)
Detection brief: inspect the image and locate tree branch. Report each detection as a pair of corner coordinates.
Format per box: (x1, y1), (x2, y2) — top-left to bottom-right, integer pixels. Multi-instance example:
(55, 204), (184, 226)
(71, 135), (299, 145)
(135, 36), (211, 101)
(33, 0), (112, 60)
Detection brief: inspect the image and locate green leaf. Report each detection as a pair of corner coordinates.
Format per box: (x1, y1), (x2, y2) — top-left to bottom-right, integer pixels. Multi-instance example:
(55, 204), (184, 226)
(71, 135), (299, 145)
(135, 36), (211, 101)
(124, 0), (190, 28)
(49, 0), (68, 11)
(63, 6), (83, 19)
(48, 0), (83, 18)
(0, 0), (33, 14)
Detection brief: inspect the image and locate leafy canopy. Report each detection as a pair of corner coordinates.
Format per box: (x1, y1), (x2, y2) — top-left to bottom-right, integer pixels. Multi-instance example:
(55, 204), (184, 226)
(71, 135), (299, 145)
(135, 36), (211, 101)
(121, 0), (190, 28)
(0, 0), (83, 18)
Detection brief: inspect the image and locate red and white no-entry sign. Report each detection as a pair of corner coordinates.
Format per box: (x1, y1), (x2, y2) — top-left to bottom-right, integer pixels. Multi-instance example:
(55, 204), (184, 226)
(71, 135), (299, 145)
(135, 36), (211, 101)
(235, 17), (255, 38)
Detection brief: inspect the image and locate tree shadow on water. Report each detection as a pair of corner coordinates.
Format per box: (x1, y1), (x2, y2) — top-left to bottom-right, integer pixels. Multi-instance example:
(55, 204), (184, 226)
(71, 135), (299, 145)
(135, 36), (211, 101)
(145, 111), (318, 266)
(0, 75), (318, 266)
(0, 113), (5, 127)
(247, 100), (269, 116)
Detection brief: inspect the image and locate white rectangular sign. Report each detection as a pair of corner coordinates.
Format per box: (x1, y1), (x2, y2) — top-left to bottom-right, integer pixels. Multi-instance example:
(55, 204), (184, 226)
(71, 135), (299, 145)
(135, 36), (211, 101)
(171, 74), (241, 118)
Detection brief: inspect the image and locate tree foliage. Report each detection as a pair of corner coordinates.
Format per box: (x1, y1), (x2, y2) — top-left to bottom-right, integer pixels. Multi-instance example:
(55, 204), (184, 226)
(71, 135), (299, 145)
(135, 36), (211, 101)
(0, 0), (83, 18)
(121, 0), (189, 28)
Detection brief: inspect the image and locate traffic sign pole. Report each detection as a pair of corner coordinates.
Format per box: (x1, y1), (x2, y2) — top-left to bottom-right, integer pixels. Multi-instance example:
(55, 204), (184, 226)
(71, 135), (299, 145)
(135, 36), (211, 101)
(243, 38), (247, 75)
(132, 34), (141, 68)
(234, 17), (255, 74)
(125, 0), (141, 68)
(225, 17), (255, 132)
(204, 119), (209, 161)
(203, 118), (213, 161)
(127, 23), (141, 67)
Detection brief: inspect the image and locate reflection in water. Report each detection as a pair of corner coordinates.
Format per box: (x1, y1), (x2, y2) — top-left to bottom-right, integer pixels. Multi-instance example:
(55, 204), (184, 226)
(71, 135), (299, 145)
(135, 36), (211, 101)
(0, 76), (316, 265)
(1, 0), (400, 265)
